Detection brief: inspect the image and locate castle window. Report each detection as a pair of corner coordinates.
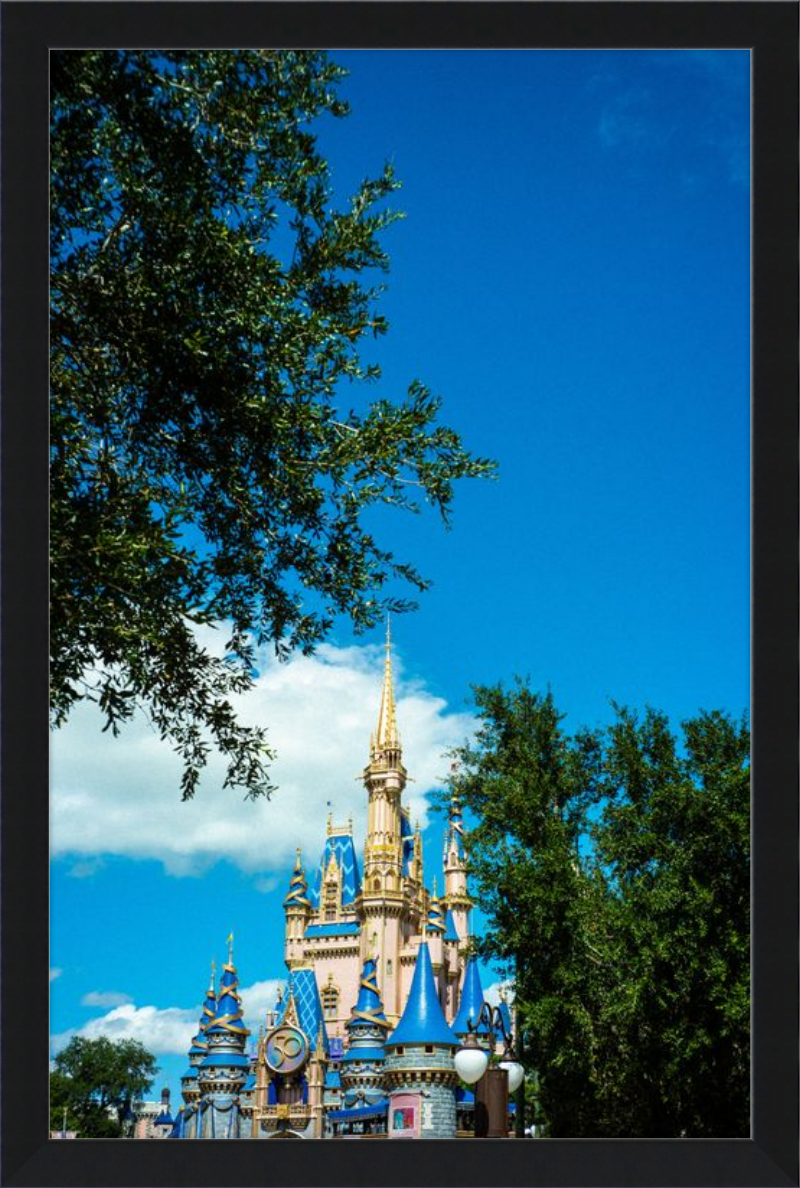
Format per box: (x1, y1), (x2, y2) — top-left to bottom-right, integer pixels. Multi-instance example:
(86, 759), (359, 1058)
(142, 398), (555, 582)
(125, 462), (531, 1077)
(322, 983), (339, 1021)
(386, 960), (392, 977)
(425, 1045), (434, 1054)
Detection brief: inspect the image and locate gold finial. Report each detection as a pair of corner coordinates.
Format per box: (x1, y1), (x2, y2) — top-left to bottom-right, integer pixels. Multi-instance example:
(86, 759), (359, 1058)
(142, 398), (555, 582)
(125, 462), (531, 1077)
(208, 958), (216, 993)
(432, 875), (438, 900)
(227, 931), (234, 965)
(327, 810), (333, 835)
(294, 847), (302, 870)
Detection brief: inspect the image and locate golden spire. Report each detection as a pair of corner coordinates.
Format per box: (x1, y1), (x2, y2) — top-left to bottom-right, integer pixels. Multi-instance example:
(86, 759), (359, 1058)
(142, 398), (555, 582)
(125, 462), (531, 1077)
(227, 931), (234, 966)
(373, 616), (399, 754)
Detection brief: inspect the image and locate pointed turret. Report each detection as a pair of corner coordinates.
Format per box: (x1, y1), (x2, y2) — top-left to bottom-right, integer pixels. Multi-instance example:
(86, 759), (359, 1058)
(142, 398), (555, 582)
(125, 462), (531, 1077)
(426, 884), (446, 936)
(196, 935), (250, 1138)
(362, 620), (407, 1017)
(284, 849), (310, 908)
(388, 942), (457, 1049)
(341, 958), (390, 1109)
(384, 942), (458, 1138)
(348, 958), (390, 1032)
(284, 849), (312, 968)
(182, 962), (217, 1105)
(451, 956), (489, 1038)
(443, 787), (471, 943)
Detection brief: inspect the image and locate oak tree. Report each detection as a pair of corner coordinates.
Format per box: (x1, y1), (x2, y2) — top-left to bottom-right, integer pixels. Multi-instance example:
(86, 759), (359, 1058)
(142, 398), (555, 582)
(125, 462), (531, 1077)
(51, 50), (494, 799)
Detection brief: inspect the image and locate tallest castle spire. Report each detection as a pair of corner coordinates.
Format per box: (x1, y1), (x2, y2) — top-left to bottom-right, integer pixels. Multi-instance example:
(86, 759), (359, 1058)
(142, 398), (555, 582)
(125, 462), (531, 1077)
(362, 618), (407, 1022)
(370, 617), (400, 762)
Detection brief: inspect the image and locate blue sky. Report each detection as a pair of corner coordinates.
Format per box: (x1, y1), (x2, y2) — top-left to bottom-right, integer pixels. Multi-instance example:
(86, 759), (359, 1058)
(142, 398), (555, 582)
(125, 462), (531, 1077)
(50, 49), (750, 1100)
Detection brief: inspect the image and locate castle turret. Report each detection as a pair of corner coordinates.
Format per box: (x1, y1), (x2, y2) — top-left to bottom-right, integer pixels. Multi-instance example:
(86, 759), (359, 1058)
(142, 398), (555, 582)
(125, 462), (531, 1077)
(181, 962), (217, 1110)
(442, 789), (471, 942)
(196, 935), (250, 1138)
(340, 957), (390, 1111)
(152, 1088), (174, 1139)
(284, 849), (312, 969)
(360, 620), (406, 1020)
(383, 941), (458, 1139)
(451, 956), (489, 1040)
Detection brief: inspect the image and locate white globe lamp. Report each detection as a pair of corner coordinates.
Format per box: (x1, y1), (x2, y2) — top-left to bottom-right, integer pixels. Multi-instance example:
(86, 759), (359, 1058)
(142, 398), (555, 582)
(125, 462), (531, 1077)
(454, 1041), (490, 1086)
(499, 1058), (525, 1094)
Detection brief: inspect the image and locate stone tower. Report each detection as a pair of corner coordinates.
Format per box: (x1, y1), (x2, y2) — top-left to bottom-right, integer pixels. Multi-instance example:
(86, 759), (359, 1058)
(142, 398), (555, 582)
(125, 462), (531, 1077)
(383, 941), (458, 1139)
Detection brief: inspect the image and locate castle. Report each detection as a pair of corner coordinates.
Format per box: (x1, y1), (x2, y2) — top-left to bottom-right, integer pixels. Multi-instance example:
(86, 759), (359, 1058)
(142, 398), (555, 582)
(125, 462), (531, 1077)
(157, 626), (502, 1139)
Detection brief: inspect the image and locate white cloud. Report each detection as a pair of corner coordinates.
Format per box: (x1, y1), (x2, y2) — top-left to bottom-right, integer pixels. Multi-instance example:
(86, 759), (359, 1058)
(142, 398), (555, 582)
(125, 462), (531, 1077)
(50, 977), (284, 1058)
(50, 639), (475, 878)
(81, 990), (134, 1009)
(483, 979), (515, 1007)
(50, 968), (63, 983)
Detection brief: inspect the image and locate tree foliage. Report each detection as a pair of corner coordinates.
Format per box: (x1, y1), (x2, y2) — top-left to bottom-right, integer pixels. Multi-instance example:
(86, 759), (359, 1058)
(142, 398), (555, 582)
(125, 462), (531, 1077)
(51, 50), (494, 799)
(450, 680), (749, 1137)
(50, 1036), (158, 1137)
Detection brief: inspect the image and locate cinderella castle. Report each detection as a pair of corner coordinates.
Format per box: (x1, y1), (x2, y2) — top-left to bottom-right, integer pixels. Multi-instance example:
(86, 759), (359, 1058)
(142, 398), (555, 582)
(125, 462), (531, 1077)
(149, 627), (508, 1140)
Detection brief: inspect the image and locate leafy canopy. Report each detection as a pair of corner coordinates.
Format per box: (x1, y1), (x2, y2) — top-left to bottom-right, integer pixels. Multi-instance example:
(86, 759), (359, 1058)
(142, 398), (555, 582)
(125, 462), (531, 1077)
(450, 680), (749, 1138)
(50, 1035), (158, 1137)
(51, 50), (494, 799)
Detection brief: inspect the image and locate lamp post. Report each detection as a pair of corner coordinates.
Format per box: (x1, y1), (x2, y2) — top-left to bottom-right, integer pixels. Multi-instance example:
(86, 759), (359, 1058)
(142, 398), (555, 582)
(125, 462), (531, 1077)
(453, 1003), (524, 1138)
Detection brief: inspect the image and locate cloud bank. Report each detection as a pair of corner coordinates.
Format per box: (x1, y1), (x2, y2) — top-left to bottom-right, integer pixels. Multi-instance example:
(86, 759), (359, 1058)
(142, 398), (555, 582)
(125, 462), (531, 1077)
(50, 639), (475, 878)
(51, 977), (285, 1058)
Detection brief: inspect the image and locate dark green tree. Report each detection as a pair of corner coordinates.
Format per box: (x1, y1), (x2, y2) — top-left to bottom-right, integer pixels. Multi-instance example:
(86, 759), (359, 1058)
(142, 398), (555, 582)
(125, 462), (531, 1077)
(51, 50), (494, 800)
(450, 681), (749, 1138)
(50, 1036), (158, 1137)
(594, 705), (750, 1137)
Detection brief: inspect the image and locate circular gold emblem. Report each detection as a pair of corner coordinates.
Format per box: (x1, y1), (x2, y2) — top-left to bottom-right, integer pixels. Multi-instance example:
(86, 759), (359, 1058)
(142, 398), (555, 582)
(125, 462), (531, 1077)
(265, 1024), (309, 1074)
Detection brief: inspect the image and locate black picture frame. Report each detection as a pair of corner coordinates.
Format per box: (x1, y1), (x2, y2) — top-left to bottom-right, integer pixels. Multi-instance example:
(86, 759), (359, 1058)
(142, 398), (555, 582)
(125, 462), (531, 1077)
(3, 4), (797, 1185)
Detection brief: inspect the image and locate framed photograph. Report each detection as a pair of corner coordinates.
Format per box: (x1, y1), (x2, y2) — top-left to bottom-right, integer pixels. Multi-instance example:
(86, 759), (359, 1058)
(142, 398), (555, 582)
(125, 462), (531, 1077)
(3, 3), (796, 1186)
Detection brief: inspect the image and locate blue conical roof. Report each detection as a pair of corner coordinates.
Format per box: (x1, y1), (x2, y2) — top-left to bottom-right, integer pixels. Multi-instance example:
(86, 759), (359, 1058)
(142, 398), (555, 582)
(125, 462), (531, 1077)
(205, 961), (249, 1037)
(452, 957), (489, 1036)
(347, 958), (389, 1031)
(388, 942), (457, 1048)
(426, 895), (446, 935)
(443, 908), (460, 943)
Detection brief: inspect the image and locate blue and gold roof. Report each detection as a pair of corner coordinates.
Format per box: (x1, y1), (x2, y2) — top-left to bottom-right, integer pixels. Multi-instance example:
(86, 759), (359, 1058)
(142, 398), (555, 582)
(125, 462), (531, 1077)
(443, 908), (460, 943)
(347, 958), (390, 1032)
(188, 963), (217, 1056)
(388, 942), (457, 1049)
(426, 891), (446, 936)
(308, 830), (361, 909)
(451, 957), (489, 1037)
(205, 942), (250, 1039)
(276, 967), (329, 1055)
(284, 849), (311, 908)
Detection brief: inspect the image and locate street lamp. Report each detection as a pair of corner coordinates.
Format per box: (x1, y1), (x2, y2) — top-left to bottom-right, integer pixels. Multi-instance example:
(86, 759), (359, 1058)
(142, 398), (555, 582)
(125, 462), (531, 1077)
(453, 1002), (524, 1137)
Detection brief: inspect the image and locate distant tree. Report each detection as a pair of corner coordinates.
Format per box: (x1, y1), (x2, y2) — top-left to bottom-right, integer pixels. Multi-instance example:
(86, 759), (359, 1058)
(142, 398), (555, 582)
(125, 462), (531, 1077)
(450, 680), (749, 1137)
(51, 1036), (158, 1137)
(50, 50), (494, 800)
